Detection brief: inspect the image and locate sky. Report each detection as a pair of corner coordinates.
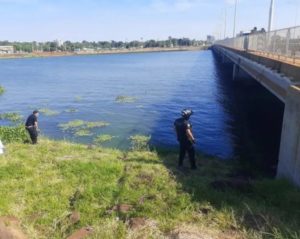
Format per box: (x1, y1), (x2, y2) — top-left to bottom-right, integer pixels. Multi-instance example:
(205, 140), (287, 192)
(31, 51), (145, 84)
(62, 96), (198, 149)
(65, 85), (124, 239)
(0, 0), (299, 42)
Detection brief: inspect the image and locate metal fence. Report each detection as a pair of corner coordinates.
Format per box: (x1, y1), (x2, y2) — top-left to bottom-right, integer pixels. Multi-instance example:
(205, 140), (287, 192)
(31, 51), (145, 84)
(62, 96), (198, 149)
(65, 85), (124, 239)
(215, 26), (300, 62)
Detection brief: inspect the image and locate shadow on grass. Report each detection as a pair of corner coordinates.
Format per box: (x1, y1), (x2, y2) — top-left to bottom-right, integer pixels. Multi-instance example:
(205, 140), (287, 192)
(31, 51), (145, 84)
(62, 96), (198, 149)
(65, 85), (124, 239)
(156, 148), (300, 238)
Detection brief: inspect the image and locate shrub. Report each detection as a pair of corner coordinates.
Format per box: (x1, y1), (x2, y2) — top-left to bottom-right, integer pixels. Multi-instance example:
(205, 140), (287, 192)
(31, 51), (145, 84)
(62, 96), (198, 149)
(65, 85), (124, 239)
(129, 135), (151, 151)
(0, 125), (29, 144)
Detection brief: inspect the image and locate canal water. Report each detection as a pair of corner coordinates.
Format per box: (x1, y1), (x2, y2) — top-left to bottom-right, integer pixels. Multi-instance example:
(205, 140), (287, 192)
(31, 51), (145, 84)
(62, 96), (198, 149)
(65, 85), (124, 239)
(0, 50), (284, 167)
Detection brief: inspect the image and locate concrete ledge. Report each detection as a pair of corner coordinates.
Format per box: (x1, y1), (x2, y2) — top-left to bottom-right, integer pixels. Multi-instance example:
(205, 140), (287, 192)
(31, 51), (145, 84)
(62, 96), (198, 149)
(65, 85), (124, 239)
(214, 45), (300, 84)
(212, 46), (291, 102)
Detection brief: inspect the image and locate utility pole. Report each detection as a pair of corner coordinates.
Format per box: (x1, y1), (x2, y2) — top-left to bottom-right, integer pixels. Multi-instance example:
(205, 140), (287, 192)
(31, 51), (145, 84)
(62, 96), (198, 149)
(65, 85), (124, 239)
(233, 0), (237, 37)
(268, 0), (274, 32)
(224, 8), (227, 39)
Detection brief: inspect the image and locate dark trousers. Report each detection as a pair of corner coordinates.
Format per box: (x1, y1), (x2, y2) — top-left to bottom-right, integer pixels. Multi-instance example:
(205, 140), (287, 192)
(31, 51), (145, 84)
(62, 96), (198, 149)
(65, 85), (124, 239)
(178, 140), (196, 168)
(26, 127), (38, 144)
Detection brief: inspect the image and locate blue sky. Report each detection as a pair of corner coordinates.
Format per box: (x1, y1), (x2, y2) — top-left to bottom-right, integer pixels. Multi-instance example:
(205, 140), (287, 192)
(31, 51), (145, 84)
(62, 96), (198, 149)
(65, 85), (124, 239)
(0, 0), (299, 41)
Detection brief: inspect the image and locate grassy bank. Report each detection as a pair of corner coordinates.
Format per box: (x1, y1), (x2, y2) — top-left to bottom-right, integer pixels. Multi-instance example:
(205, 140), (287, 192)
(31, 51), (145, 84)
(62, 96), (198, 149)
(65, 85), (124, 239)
(0, 139), (299, 238)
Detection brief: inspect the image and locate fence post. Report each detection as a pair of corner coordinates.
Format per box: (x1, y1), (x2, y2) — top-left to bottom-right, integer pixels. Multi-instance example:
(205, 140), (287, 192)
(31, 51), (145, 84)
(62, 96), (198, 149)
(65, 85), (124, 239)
(285, 29), (291, 58)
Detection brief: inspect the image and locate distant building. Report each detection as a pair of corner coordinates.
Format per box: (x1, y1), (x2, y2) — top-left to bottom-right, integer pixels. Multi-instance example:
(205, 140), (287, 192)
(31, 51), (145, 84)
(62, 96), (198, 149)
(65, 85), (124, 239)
(206, 35), (215, 44)
(0, 46), (14, 54)
(55, 39), (64, 47)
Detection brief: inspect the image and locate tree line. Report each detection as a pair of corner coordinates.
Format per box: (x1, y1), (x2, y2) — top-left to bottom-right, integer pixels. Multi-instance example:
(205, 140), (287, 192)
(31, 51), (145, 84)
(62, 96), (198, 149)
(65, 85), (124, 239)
(0, 37), (205, 53)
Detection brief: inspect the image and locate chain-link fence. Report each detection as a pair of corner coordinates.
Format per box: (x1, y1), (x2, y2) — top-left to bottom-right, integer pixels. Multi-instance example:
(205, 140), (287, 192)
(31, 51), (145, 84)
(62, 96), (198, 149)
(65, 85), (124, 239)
(215, 26), (300, 63)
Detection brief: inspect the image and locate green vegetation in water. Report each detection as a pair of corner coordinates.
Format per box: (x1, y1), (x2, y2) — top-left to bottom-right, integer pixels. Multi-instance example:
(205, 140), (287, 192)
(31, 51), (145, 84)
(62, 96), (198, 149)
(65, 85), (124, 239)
(0, 112), (23, 123)
(39, 108), (60, 116)
(115, 95), (137, 103)
(85, 121), (110, 129)
(74, 129), (93, 137)
(59, 120), (86, 131)
(129, 134), (151, 151)
(74, 96), (83, 102)
(59, 120), (110, 137)
(93, 134), (115, 145)
(64, 108), (79, 113)
(0, 138), (299, 239)
(0, 125), (29, 143)
(0, 86), (5, 95)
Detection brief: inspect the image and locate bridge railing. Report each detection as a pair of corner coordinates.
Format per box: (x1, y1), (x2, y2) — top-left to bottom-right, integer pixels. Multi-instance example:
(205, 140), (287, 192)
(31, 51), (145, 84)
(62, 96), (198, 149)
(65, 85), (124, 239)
(215, 26), (300, 63)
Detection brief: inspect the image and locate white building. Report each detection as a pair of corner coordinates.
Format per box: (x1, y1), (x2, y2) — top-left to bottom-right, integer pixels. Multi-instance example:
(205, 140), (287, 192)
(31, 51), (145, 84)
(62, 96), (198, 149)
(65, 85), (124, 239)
(0, 46), (14, 54)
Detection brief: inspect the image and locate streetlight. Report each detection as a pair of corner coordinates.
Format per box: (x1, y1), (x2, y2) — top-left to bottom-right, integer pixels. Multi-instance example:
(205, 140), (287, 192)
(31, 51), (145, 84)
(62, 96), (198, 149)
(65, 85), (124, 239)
(268, 0), (274, 32)
(233, 0), (237, 37)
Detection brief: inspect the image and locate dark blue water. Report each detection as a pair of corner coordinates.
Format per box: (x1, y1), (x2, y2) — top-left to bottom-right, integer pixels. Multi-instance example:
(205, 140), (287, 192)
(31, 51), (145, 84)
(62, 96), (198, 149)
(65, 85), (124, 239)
(0, 50), (284, 161)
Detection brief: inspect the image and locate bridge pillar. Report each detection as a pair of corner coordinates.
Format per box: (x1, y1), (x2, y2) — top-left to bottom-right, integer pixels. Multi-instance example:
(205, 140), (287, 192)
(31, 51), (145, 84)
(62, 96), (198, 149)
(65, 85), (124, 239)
(278, 85), (300, 186)
(232, 64), (239, 81)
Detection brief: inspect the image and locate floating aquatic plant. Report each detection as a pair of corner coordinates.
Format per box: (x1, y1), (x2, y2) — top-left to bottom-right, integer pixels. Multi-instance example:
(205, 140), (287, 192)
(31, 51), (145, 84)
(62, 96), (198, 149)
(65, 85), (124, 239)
(0, 86), (5, 95)
(58, 120), (86, 131)
(94, 134), (115, 144)
(64, 108), (79, 113)
(115, 95), (137, 103)
(39, 108), (60, 116)
(129, 135), (151, 151)
(59, 120), (110, 137)
(74, 96), (83, 102)
(0, 112), (23, 123)
(86, 121), (110, 129)
(74, 129), (93, 137)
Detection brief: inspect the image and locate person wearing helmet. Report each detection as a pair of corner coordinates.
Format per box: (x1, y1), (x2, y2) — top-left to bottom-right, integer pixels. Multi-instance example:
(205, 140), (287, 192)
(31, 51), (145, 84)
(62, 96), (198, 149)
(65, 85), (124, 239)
(174, 109), (197, 170)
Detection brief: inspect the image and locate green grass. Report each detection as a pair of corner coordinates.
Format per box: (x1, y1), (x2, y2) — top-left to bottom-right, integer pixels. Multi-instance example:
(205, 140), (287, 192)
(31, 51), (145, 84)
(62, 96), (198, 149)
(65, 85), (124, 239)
(0, 139), (299, 239)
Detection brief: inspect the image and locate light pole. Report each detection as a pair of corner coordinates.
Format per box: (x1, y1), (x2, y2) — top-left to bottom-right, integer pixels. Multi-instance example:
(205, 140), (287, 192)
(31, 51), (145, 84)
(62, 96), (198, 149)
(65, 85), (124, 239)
(268, 0), (274, 32)
(224, 8), (227, 39)
(233, 0), (237, 37)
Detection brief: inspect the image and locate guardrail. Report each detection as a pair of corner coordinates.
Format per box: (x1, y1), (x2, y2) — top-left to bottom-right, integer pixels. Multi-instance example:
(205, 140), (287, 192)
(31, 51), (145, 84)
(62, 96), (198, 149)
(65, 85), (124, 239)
(215, 26), (300, 63)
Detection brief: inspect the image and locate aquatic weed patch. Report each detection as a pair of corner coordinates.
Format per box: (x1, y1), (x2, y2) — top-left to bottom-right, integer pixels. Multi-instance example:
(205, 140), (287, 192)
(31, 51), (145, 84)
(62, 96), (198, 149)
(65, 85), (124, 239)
(0, 112), (23, 123)
(115, 95), (137, 103)
(59, 120), (110, 137)
(64, 108), (79, 113)
(0, 86), (5, 95)
(39, 108), (60, 116)
(93, 134), (116, 145)
(129, 135), (151, 151)
(74, 129), (93, 137)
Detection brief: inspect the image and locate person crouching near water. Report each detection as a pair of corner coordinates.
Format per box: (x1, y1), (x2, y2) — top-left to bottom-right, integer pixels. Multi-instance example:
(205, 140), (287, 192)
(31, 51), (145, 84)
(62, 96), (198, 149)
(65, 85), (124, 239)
(25, 110), (39, 144)
(174, 109), (197, 170)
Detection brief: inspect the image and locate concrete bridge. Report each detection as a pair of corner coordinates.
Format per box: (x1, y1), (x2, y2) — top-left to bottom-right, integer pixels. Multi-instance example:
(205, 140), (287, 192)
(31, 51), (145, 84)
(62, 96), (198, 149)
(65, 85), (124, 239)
(212, 26), (300, 186)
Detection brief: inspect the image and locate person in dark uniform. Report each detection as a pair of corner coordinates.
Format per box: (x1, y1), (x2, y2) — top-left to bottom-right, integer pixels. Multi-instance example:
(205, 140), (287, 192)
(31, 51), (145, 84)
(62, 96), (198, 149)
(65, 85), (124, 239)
(25, 110), (39, 144)
(174, 109), (197, 170)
